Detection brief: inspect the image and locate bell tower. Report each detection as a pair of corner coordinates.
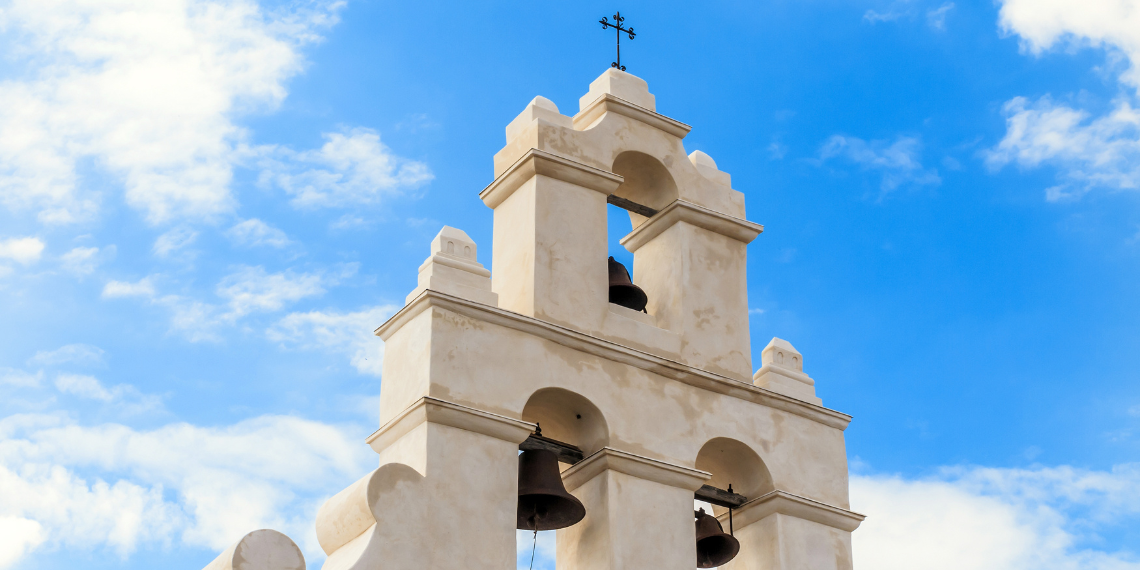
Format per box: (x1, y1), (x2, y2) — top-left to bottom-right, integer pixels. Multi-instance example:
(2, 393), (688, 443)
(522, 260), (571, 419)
(310, 68), (863, 570)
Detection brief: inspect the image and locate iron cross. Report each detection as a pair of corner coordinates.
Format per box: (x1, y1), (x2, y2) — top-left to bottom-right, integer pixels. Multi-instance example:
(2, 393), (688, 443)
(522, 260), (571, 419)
(599, 11), (636, 71)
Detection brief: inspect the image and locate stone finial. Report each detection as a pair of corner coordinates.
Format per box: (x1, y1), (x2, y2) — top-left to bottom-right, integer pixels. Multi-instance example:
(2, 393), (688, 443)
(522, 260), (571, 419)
(753, 338), (821, 406)
(578, 68), (656, 112)
(762, 337), (803, 372)
(506, 96), (573, 142)
(688, 150), (731, 187)
(203, 529), (305, 570)
(407, 226), (498, 306)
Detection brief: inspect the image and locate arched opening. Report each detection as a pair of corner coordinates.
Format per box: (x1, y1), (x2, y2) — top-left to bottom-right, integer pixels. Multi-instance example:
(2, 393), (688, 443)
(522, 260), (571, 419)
(521, 388), (609, 460)
(607, 152), (676, 315)
(695, 438), (773, 517)
(611, 151), (678, 228)
(518, 389), (609, 569)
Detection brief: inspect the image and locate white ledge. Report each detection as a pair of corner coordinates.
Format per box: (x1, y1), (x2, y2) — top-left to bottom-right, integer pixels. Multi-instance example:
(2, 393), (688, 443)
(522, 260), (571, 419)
(365, 396), (536, 453)
(479, 148), (624, 209)
(574, 93), (692, 139)
(376, 291), (853, 431)
(562, 447), (710, 492)
(719, 490), (866, 532)
(622, 199), (763, 252)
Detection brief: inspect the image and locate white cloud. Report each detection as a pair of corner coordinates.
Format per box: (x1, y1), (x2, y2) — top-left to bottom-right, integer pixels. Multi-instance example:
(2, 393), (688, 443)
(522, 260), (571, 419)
(0, 0), (346, 225)
(54, 374), (115, 402)
(0, 237), (45, 265)
(0, 516), (44, 568)
(28, 344), (105, 368)
(100, 264), (356, 341)
(767, 141), (787, 160)
(986, 96), (1140, 200)
(268, 304), (399, 376)
(0, 413), (372, 566)
(998, 0), (1140, 95)
(257, 127), (433, 208)
(102, 277), (157, 299)
(153, 227), (199, 258)
(0, 368), (43, 388)
(852, 464), (1140, 570)
(990, 0), (1140, 199)
(819, 135), (941, 192)
(227, 218), (291, 248)
(159, 296), (223, 342)
(216, 264), (353, 319)
(927, 2), (954, 30)
(864, 9), (906, 24)
(60, 245), (114, 275)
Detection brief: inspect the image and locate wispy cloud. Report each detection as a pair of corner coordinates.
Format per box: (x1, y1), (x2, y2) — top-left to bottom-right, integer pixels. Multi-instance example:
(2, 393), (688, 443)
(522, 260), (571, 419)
(268, 304), (399, 376)
(927, 2), (954, 30)
(28, 344), (105, 368)
(0, 368), (43, 388)
(227, 219), (291, 248)
(819, 135), (941, 193)
(217, 264), (354, 319)
(102, 277), (157, 299)
(153, 227), (199, 259)
(52, 373), (160, 413)
(60, 246), (114, 276)
(256, 127), (433, 209)
(864, 9), (906, 24)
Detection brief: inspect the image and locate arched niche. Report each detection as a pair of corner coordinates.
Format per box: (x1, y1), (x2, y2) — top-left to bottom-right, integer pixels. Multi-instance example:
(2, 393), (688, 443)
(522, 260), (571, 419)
(695, 438), (774, 513)
(611, 151), (678, 227)
(521, 388), (609, 459)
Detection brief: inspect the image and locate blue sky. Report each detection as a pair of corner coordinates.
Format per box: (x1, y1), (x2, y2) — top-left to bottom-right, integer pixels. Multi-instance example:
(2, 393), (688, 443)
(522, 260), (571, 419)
(1, 0), (1139, 568)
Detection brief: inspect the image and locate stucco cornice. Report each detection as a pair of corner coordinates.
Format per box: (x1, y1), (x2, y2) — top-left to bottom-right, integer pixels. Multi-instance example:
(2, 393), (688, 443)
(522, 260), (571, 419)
(479, 148), (624, 209)
(573, 93), (692, 139)
(719, 490), (866, 532)
(376, 291), (853, 431)
(621, 199), (764, 252)
(366, 396), (536, 453)
(562, 447), (711, 492)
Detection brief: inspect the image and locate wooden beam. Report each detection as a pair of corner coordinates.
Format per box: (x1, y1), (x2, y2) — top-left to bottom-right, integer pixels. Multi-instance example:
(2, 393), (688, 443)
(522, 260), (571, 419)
(519, 434), (585, 465)
(607, 194), (659, 218)
(695, 485), (748, 509)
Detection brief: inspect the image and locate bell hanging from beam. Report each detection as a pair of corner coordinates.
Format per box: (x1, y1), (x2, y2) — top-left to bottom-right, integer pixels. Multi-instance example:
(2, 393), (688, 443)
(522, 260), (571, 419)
(695, 508), (740, 568)
(517, 447), (586, 531)
(607, 256), (648, 312)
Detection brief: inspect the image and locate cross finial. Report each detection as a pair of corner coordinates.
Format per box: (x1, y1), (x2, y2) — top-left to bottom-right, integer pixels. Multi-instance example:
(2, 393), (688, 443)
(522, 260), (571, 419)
(599, 11), (636, 71)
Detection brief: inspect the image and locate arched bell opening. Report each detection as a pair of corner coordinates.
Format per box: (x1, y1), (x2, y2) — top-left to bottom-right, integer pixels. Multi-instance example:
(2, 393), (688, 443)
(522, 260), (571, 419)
(611, 151), (679, 227)
(692, 438), (772, 568)
(695, 437), (773, 517)
(517, 389), (609, 568)
(606, 151), (678, 315)
(521, 388), (610, 460)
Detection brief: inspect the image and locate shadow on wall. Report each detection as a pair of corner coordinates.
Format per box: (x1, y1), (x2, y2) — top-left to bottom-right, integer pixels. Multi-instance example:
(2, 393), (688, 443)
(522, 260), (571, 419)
(522, 388), (609, 458)
(696, 437), (774, 515)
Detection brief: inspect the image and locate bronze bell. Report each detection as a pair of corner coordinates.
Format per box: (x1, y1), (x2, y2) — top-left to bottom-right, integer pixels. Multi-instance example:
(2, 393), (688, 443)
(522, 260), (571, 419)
(695, 508), (740, 568)
(608, 256), (648, 312)
(517, 448), (586, 531)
